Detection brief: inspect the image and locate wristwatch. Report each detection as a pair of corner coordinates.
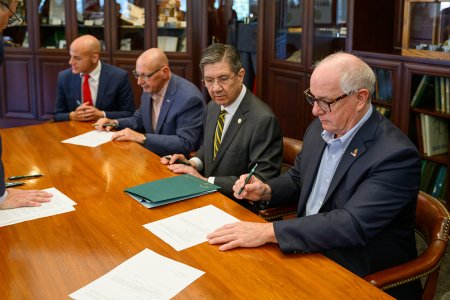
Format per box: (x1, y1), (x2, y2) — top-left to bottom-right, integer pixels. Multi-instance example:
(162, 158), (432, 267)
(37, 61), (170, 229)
(142, 134), (146, 143)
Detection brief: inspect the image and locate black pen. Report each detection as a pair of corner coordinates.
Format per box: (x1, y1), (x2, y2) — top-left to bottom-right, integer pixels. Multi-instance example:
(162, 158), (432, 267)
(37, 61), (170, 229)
(92, 123), (118, 128)
(6, 181), (25, 187)
(8, 174), (43, 180)
(238, 163), (258, 195)
(163, 155), (192, 166)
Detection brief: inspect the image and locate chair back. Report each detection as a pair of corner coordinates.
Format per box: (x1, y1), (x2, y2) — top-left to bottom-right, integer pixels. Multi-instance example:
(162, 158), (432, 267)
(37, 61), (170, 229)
(365, 191), (450, 300)
(281, 137), (303, 172)
(257, 137), (302, 221)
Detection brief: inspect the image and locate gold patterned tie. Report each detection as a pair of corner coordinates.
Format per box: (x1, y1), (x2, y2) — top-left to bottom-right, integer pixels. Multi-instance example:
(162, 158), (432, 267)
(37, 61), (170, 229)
(213, 109), (226, 160)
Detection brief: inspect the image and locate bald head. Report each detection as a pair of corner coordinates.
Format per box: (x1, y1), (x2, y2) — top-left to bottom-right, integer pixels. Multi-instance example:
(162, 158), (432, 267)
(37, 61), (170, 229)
(71, 35), (101, 55)
(313, 52), (376, 98)
(68, 35), (101, 74)
(136, 48), (169, 71)
(134, 48), (171, 94)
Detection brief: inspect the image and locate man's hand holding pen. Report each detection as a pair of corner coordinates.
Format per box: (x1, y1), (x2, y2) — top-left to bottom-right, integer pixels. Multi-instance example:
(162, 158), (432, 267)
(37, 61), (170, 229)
(232, 173), (272, 201)
(95, 118), (119, 131)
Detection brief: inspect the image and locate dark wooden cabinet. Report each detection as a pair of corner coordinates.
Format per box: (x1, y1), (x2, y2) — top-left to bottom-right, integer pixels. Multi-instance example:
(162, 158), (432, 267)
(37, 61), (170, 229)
(0, 0), (207, 127)
(257, 0), (449, 207)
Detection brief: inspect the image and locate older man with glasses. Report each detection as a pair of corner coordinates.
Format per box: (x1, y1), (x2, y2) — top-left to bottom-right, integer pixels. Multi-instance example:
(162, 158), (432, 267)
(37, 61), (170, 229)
(0, 0), (53, 209)
(161, 43), (282, 209)
(96, 48), (205, 157)
(207, 52), (422, 299)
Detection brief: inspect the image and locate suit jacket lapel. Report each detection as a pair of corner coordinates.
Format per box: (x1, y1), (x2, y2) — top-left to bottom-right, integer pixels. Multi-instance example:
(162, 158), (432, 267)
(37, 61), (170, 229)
(72, 74), (82, 104)
(297, 132), (326, 215)
(205, 105), (221, 163)
(155, 76), (176, 133)
(322, 108), (379, 207)
(96, 63), (108, 107)
(211, 92), (250, 169)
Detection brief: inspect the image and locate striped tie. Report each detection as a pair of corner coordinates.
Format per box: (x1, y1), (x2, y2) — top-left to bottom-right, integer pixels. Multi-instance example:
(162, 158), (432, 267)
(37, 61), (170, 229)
(213, 109), (226, 160)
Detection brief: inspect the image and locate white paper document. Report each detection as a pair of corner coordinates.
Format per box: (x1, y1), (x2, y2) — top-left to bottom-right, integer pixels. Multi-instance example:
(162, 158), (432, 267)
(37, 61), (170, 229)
(143, 204), (239, 251)
(62, 130), (115, 147)
(69, 248), (205, 300)
(0, 187), (76, 227)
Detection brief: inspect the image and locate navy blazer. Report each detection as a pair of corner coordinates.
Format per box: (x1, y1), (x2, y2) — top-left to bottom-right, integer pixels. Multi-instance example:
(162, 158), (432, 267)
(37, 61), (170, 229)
(195, 89), (282, 198)
(54, 62), (135, 121)
(0, 43), (4, 197)
(269, 107), (421, 299)
(117, 74), (205, 157)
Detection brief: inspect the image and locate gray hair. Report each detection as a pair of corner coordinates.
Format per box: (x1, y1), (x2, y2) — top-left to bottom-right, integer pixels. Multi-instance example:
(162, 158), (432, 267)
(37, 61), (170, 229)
(314, 52), (376, 98)
(199, 43), (243, 75)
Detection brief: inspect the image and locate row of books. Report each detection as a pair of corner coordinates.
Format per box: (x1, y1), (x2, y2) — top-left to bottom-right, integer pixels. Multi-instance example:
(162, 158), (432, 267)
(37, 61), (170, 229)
(411, 75), (450, 113)
(416, 113), (448, 156)
(373, 68), (393, 102)
(420, 160), (447, 200)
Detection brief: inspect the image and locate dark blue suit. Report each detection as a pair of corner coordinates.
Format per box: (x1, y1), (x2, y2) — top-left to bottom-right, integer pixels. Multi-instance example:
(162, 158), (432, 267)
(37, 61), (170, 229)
(54, 62), (135, 121)
(0, 43), (5, 197)
(117, 74), (205, 157)
(269, 107), (422, 299)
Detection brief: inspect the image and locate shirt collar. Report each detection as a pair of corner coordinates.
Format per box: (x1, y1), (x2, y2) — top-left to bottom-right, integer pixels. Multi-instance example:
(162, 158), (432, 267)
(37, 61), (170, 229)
(221, 85), (246, 115)
(151, 75), (171, 102)
(321, 105), (373, 150)
(80, 61), (101, 81)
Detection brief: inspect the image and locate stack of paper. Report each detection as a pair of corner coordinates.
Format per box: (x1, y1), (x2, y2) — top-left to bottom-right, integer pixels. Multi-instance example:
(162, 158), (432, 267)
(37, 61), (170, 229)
(69, 248), (204, 299)
(144, 205), (239, 251)
(0, 187), (76, 227)
(62, 130), (115, 147)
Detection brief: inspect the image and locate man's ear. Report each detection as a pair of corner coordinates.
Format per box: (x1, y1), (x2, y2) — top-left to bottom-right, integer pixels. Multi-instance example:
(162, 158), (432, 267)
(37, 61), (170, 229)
(356, 89), (370, 110)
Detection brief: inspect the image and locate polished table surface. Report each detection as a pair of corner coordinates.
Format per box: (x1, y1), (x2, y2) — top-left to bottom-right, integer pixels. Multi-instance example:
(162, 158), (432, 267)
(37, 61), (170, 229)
(0, 122), (391, 299)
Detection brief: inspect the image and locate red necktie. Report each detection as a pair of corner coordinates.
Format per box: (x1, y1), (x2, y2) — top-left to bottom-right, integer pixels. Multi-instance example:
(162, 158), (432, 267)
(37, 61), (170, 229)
(82, 74), (93, 106)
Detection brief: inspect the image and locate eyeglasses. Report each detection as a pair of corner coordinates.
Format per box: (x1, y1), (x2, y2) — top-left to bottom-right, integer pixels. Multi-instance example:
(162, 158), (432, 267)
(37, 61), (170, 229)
(0, 1), (22, 27)
(304, 88), (350, 112)
(202, 74), (237, 87)
(132, 66), (164, 80)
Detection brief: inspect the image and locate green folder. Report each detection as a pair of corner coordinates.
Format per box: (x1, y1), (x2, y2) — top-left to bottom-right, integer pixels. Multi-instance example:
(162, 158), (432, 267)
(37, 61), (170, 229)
(124, 174), (220, 208)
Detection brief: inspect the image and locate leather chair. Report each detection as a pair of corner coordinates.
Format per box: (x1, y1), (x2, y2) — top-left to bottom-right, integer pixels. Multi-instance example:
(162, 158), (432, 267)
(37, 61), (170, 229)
(257, 137), (302, 221)
(364, 191), (450, 300)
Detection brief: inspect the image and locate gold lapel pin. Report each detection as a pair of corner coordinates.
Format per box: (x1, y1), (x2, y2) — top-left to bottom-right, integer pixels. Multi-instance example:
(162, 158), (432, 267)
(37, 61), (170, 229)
(351, 149), (358, 157)
(238, 118), (242, 124)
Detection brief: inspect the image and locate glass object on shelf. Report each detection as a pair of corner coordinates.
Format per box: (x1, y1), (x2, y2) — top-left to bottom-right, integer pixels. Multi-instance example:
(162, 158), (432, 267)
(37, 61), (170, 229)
(312, 0), (347, 63)
(76, 0), (105, 50)
(2, 0), (28, 48)
(116, 0), (145, 51)
(157, 0), (187, 52)
(402, 1), (450, 60)
(38, 0), (66, 49)
(274, 0), (303, 62)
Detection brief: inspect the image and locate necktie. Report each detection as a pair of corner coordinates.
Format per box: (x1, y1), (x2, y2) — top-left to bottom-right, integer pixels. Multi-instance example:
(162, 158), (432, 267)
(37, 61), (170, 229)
(213, 109), (226, 160)
(82, 74), (93, 106)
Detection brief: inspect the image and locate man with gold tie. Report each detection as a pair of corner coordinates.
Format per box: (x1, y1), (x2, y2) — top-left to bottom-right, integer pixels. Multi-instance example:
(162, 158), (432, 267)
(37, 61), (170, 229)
(162, 43), (282, 210)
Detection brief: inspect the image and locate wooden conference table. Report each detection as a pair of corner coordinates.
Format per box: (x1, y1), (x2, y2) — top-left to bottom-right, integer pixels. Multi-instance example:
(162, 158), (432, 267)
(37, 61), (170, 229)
(0, 122), (391, 299)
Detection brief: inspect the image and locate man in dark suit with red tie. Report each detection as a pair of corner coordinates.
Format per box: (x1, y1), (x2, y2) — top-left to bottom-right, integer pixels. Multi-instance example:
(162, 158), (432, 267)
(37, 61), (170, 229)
(0, 0), (52, 209)
(54, 35), (135, 122)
